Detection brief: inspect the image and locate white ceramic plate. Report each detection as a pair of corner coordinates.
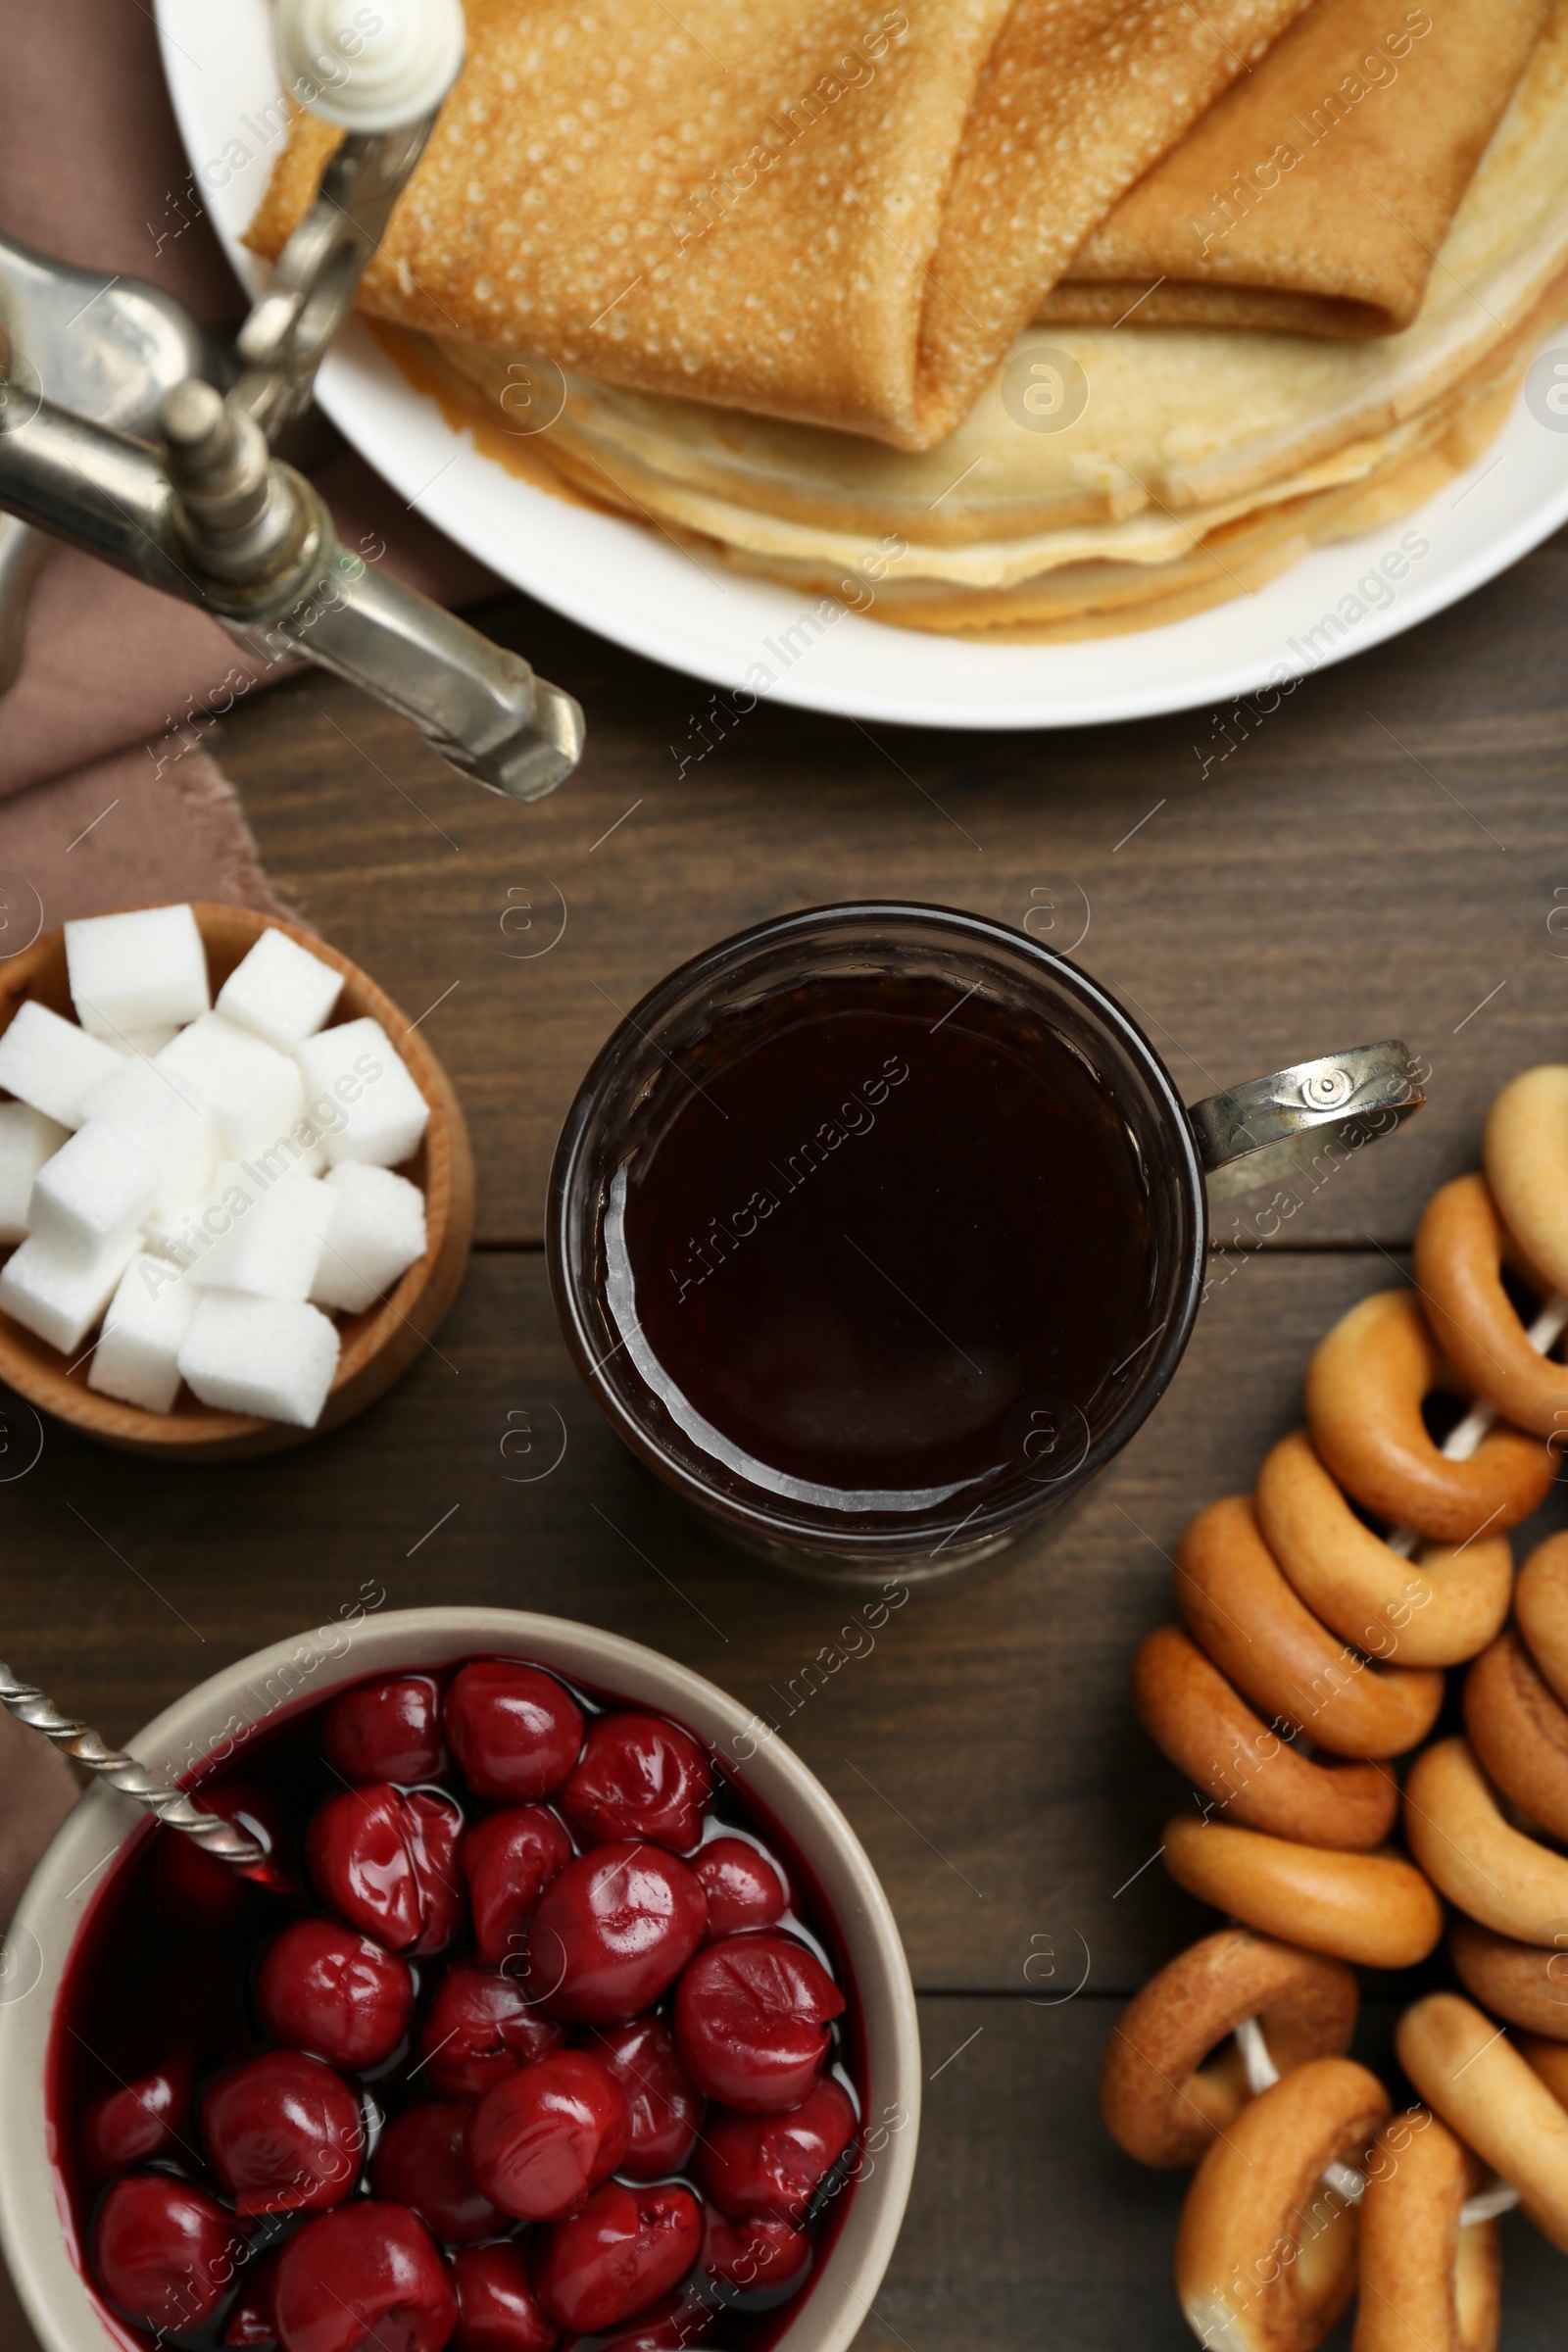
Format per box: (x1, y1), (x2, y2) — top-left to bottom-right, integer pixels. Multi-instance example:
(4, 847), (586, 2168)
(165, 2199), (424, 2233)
(158, 0), (1568, 729)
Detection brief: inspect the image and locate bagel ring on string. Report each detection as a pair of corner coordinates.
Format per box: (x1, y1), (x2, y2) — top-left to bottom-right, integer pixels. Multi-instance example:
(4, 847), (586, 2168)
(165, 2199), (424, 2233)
(1255, 1430), (1512, 1669)
(1403, 1736), (1568, 1945)
(1450, 1914), (1568, 2041)
(1463, 1630), (1568, 1846)
(1414, 1173), (1568, 1441)
(1517, 1532), (1568, 1710)
(1485, 1064), (1568, 1300)
(1177, 1494), (1444, 1759)
(1131, 1625), (1398, 1849)
(1175, 2057), (1389, 2352)
(1304, 1290), (1550, 1543)
(1162, 1815), (1443, 1970)
(1397, 1993), (1568, 2253)
(1352, 2108), (1501, 2352)
(1099, 1927), (1358, 2168)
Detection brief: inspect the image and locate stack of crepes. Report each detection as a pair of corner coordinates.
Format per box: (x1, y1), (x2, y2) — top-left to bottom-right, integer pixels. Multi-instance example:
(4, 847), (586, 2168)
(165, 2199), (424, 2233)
(248, 0), (1568, 641)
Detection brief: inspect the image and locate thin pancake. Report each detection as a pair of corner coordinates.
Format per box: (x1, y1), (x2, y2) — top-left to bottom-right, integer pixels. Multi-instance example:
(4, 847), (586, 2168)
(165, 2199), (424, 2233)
(436, 326), (1464, 578)
(714, 347), (1535, 636)
(1043, 0), (1550, 338)
(412, 1), (1568, 576)
(245, 0), (1309, 451)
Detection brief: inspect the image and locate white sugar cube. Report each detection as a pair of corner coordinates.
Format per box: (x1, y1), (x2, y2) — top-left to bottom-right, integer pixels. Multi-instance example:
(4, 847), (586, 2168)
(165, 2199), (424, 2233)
(80, 1057), (220, 1250)
(0, 1002), (123, 1129)
(65, 905), (210, 1042)
(0, 1228), (138, 1353)
(143, 1155), (238, 1261)
(112, 1026), (182, 1060)
(312, 1163), (426, 1313)
(145, 1160), (278, 1269)
(191, 1165), (336, 1299)
(80, 1053), (218, 1174)
(296, 1019), (428, 1169)
(178, 1292), (340, 1427)
(155, 1014), (305, 1160)
(0, 1102), (70, 1243)
(27, 1122), (157, 1269)
(89, 1252), (198, 1412)
(217, 929), (343, 1053)
(262, 1129), (325, 1182)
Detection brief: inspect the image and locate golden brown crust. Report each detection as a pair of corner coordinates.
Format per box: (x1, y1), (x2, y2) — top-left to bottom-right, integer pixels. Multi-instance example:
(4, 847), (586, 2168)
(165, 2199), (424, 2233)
(1131, 1623), (1398, 1847)
(1403, 1735), (1568, 1943)
(1484, 1065), (1568, 1300)
(1254, 1430), (1512, 1670)
(909, 0), (1312, 441)
(1521, 2030), (1568, 2110)
(1099, 1927), (1357, 2167)
(1516, 1532), (1568, 1709)
(1464, 1630), (1568, 1843)
(244, 0), (1312, 453)
(1397, 1992), (1568, 2251)
(1054, 0), (1551, 339)
(1175, 1494), (1444, 1759)
(1162, 1816), (1443, 1968)
(1176, 2058), (1389, 2352)
(1415, 1173), (1568, 1440)
(1450, 1914), (1568, 2040)
(1303, 1290), (1551, 1541)
(1353, 2110), (1499, 2352)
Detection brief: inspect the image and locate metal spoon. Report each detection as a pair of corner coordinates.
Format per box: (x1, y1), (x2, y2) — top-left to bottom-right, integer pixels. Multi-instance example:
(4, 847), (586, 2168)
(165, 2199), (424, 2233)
(0, 1660), (263, 1866)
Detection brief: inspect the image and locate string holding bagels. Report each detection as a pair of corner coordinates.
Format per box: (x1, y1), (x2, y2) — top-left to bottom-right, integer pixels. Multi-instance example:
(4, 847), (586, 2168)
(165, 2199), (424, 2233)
(1103, 1061), (1568, 2351)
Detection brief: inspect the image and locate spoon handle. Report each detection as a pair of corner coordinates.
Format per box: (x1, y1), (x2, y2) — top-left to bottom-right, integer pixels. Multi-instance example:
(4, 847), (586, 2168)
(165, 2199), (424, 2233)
(0, 1662), (263, 1866)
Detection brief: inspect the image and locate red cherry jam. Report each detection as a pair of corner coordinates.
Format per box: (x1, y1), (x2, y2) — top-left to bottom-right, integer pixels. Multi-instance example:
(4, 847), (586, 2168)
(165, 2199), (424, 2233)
(50, 1660), (862, 2352)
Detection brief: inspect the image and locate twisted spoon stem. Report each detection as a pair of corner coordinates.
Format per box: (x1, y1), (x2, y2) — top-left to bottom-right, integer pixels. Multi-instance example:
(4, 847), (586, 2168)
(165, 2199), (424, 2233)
(0, 1661), (262, 1866)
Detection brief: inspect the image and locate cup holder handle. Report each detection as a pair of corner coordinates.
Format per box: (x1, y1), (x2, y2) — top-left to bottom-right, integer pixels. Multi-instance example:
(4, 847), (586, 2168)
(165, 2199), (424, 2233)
(1188, 1041), (1426, 1203)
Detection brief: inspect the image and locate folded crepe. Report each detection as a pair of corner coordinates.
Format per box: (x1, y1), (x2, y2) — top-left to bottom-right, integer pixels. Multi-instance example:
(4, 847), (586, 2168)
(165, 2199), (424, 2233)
(246, 0), (1312, 452)
(1042, 0), (1551, 336)
(408, 0), (1568, 636)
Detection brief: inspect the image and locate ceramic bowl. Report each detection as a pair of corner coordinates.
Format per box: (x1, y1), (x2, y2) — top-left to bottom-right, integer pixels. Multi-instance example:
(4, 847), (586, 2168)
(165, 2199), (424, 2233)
(0, 904), (474, 1459)
(0, 1607), (920, 2352)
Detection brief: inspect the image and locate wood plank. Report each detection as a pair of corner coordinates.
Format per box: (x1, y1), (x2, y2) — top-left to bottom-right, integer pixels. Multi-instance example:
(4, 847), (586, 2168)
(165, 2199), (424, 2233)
(7, 1251), (1558, 1994)
(213, 531), (1568, 1247)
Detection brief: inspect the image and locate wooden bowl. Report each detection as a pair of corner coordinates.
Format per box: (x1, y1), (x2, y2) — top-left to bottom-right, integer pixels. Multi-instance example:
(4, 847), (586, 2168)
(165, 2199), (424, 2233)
(0, 905), (475, 1460)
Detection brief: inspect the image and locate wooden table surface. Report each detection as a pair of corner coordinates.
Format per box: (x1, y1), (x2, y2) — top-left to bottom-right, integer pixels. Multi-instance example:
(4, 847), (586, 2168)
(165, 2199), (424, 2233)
(8, 528), (1568, 2350)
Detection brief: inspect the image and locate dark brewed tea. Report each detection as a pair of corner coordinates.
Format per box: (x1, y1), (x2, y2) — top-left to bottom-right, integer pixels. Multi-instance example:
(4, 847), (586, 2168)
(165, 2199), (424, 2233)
(610, 969), (1156, 1513)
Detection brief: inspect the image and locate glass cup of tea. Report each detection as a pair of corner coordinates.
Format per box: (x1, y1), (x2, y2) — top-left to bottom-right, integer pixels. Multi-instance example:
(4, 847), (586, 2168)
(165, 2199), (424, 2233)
(548, 904), (1421, 1585)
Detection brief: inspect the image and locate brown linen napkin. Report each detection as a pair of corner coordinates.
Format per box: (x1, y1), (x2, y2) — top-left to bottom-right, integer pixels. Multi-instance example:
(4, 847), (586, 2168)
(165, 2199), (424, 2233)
(0, 1708), (75, 1935)
(1040, 0), (1552, 336)
(247, 0), (1313, 454)
(0, 0), (498, 934)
